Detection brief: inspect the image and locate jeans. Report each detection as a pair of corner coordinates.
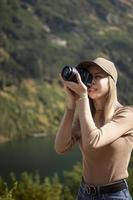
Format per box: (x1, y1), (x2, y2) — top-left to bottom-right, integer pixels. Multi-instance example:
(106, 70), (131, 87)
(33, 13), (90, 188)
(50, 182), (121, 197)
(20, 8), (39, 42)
(77, 179), (132, 200)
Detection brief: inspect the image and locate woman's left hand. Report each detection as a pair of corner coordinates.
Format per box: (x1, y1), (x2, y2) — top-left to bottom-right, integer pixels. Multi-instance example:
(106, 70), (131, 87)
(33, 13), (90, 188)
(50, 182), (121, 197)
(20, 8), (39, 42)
(63, 72), (88, 98)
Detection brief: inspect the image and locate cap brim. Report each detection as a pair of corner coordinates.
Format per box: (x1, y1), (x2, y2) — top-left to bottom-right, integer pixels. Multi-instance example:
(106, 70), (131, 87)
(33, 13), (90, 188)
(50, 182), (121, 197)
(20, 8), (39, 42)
(77, 61), (100, 69)
(78, 60), (110, 74)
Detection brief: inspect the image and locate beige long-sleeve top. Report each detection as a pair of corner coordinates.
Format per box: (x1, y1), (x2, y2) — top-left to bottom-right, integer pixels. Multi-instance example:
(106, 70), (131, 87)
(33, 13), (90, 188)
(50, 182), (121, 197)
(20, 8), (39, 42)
(55, 99), (133, 186)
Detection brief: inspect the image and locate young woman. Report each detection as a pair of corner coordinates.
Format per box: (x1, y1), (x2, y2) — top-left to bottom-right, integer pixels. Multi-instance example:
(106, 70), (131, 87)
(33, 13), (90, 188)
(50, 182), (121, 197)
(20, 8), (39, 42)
(54, 57), (133, 200)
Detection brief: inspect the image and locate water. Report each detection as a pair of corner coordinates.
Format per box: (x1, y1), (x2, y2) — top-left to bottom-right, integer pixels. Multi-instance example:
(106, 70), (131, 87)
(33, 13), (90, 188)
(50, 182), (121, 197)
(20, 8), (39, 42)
(0, 135), (82, 183)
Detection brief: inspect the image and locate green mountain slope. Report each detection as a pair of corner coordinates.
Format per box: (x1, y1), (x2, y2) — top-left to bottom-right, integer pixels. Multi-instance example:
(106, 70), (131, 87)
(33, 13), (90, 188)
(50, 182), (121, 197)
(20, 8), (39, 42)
(0, 0), (133, 141)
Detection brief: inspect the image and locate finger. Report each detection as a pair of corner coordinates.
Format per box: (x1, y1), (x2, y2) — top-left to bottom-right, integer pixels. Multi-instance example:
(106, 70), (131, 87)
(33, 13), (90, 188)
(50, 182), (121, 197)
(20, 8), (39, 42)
(76, 72), (86, 88)
(75, 72), (82, 83)
(64, 85), (74, 96)
(65, 86), (71, 94)
(64, 81), (77, 89)
(59, 73), (65, 84)
(59, 73), (63, 80)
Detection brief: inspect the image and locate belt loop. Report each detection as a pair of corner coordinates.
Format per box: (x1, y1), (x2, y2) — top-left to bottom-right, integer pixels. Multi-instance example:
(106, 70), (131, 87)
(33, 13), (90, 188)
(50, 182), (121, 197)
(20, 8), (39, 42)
(97, 185), (100, 194)
(123, 179), (128, 189)
(80, 181), (85, 194)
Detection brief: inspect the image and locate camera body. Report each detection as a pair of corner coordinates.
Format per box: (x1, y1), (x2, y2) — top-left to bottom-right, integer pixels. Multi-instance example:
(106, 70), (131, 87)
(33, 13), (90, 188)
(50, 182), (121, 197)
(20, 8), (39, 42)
(61, 65), (92, 87)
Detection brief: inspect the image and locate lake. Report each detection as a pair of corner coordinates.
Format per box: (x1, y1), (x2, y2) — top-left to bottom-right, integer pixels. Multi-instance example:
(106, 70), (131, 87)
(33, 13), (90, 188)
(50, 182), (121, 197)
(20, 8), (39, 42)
(0, 135), (82, 184)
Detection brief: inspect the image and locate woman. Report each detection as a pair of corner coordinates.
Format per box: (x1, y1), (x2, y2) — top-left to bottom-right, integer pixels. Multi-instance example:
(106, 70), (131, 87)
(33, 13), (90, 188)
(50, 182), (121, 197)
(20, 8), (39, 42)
(54, 57), (133, 200)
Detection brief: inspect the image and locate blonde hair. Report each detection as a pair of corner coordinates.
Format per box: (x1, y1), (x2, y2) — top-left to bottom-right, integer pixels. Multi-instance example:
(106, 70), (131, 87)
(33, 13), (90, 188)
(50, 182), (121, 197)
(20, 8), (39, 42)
(90, 76), (118, 125)
(104, 76), (118, 124)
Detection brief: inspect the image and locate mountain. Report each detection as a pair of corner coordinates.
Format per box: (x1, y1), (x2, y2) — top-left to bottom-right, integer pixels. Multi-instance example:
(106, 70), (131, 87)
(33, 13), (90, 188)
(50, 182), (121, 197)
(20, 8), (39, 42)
(0, 0), (133, 141)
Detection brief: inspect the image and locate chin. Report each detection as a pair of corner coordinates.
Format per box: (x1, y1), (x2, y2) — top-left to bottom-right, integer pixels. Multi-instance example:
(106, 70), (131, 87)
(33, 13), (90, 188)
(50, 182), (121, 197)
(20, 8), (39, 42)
(88, 93), (101, 100)
(88, 94), (97, 99)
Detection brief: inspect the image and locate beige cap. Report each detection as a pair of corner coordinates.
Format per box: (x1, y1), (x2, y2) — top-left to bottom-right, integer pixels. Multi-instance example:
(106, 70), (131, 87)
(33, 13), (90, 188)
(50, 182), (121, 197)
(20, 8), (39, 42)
(78, 57), (118, 83)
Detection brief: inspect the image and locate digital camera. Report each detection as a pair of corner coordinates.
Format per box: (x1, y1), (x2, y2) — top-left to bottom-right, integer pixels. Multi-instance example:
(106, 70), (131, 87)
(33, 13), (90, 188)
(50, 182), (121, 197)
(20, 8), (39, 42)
(61, 65), (92, 87)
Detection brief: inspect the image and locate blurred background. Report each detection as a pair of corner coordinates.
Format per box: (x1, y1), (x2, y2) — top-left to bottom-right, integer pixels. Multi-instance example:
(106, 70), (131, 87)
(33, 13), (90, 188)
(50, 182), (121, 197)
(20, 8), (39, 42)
(0, 0), (133, 199)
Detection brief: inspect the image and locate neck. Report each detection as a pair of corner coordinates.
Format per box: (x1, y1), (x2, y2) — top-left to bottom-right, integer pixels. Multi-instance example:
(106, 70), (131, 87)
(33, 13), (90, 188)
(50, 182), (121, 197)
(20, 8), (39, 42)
(93, 98), (106, 111)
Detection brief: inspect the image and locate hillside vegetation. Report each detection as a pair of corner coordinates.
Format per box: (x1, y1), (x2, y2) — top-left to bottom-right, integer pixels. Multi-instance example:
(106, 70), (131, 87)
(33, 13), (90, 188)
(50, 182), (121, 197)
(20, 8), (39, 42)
(0, 0), (133, 141)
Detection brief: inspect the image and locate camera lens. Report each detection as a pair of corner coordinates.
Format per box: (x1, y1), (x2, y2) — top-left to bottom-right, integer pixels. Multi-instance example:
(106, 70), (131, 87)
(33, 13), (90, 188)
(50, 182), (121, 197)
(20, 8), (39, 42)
(61, 65), (93, 86)
(61, 66), (72, 80)
(61, 66), (77, 82)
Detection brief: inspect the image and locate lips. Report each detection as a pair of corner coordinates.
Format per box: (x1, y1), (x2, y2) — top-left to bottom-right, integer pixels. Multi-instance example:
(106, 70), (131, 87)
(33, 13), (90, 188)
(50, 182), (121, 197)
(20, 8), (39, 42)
(88, 87), (97, 92)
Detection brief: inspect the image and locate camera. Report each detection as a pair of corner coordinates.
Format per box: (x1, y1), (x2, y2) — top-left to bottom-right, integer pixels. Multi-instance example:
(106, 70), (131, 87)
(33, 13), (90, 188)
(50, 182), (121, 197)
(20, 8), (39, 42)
(61, 65), (92, 87)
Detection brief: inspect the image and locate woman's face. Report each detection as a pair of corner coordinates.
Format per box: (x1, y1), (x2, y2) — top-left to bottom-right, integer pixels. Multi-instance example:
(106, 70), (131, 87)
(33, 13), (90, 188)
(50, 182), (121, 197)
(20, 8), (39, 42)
(87, 65), (109, 100)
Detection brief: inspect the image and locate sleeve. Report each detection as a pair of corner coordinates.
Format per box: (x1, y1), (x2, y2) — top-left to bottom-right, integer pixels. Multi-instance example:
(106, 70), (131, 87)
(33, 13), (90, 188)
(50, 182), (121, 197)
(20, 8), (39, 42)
(64, 111), (81, 151)
(85, 107), (133, 149)
(71, 113), (81, 142)
(55, 110), (81, 154)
